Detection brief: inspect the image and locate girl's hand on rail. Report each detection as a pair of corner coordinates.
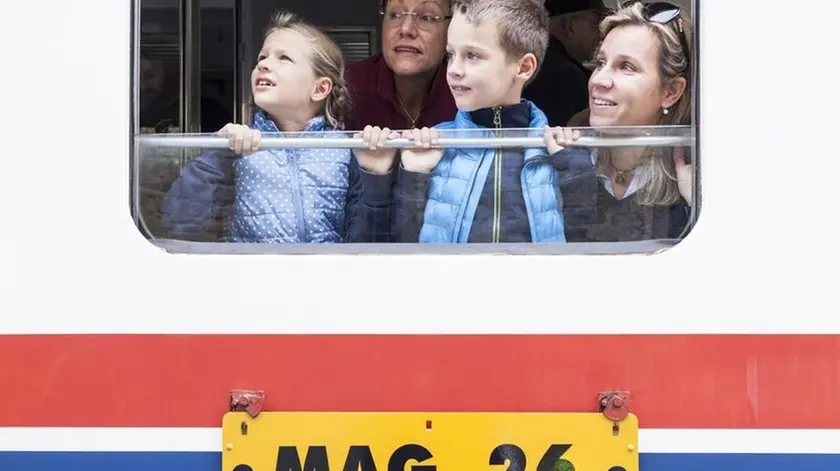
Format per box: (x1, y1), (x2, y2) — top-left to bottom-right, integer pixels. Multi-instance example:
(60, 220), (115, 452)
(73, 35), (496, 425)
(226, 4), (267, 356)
(218, 123), (261, 156)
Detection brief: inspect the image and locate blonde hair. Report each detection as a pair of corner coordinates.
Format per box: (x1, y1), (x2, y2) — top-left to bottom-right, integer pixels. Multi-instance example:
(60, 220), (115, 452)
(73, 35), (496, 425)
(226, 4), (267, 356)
(263, 11), (351, 129)
(452, 0), (549, 82)
(598, 2), (692, 206)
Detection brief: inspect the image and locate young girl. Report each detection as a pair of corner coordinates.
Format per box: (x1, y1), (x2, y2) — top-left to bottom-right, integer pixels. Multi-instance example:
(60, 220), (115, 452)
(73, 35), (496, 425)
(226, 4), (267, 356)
(161, 11), (390, 243)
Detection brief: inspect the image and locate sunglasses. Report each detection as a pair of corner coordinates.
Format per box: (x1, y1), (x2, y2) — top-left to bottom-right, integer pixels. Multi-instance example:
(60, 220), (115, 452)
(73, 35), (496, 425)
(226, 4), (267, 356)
(623, 1), (690, 69)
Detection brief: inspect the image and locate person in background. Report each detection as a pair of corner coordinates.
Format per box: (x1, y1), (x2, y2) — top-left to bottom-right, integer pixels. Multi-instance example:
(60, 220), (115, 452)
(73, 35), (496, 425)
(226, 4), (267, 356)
(544, 1), (694, 242)
(523, 0), (608, 127)
(161, 10), (390, 243)
(358, 0), (567, 243)
(139, 53), (230, 134)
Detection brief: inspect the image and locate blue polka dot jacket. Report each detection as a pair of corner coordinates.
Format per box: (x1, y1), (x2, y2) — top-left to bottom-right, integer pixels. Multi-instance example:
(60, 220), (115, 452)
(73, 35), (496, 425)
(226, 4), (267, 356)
(161, 111), (392, 243)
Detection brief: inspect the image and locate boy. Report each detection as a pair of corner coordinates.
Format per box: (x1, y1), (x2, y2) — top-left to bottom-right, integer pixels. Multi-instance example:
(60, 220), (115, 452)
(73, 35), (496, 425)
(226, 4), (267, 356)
(360, 0), (567, 243)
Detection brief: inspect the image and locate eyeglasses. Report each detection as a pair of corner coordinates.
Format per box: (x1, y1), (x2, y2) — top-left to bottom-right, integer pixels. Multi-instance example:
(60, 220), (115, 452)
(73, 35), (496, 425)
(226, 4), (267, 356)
(624, 1), (690, 70)
(380, 10), (453, 31)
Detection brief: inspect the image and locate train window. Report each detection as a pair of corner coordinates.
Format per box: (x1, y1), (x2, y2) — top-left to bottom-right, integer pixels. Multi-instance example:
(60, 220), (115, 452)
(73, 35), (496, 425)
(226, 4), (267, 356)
(132, 0), (699, 254)
(137, 0), (237, 236)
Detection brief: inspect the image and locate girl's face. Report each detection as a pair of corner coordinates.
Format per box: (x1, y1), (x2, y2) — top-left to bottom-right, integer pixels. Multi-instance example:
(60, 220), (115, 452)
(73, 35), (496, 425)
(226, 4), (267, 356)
(587, 24), (684, 127)
(251, 29), (322, 118)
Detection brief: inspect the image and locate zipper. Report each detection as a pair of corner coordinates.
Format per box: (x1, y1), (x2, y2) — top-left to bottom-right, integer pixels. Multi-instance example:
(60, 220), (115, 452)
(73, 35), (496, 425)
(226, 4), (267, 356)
(492, 106), (502, 243)
(287, 150), (307, 242)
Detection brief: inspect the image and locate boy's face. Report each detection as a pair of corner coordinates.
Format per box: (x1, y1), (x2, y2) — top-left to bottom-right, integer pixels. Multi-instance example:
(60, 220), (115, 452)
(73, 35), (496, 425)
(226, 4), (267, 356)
(445, 13), (530, 112)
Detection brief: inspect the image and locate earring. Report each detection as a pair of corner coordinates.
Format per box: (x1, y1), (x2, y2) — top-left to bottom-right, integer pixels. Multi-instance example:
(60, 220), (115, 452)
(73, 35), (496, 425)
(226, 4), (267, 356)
(662, 108), (669, 115)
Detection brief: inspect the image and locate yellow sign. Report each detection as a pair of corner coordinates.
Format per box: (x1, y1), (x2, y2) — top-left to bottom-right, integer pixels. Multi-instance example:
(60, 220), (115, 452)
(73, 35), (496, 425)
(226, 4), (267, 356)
(221, 412), (638, 471)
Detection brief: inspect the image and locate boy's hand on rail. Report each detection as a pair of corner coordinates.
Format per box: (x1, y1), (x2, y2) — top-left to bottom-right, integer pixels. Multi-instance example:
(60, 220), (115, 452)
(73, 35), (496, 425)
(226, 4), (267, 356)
(543, 125), (580, 154)
(401, 127), (444, 174)
(353, 125), (399, 175)
(218, 123), (261, 156)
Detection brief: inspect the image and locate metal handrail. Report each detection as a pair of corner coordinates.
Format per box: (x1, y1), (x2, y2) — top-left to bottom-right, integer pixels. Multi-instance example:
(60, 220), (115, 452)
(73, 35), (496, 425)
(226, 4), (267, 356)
(137, 134), (695, 149)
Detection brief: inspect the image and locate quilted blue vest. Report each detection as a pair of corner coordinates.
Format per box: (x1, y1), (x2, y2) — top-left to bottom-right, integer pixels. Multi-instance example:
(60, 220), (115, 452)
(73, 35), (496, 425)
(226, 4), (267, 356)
(418, 100), (567, 243)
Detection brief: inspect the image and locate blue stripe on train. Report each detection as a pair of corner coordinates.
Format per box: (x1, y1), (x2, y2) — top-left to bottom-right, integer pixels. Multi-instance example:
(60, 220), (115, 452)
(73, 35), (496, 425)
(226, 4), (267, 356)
(0, 452), (838, 470)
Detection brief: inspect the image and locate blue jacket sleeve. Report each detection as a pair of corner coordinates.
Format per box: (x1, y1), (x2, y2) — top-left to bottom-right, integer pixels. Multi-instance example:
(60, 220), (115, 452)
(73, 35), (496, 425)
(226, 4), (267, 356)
(161, 150), (236, 241)
(551, 148), (599, 243)
(553, 147), (594, 179)
(343, 155), (395, 242)
(668, 202), (692, 239)
(392, 163), (430, 243)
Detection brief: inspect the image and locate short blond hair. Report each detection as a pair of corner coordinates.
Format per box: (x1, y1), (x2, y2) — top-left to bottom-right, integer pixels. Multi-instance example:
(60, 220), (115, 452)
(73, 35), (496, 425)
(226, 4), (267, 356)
(263, 11), (351, 129)
(452, 0), (549, 72)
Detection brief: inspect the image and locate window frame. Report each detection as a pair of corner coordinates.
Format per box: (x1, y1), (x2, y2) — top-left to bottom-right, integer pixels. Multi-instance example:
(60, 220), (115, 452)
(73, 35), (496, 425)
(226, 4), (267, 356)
(129, 0), (701, 255)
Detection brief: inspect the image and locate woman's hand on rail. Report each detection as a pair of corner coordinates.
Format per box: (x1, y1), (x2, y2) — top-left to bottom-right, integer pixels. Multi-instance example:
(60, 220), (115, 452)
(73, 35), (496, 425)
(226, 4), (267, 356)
(352, 125), (400, 175)
(543, 126), (581, 154)
(674, 147), (693, 206)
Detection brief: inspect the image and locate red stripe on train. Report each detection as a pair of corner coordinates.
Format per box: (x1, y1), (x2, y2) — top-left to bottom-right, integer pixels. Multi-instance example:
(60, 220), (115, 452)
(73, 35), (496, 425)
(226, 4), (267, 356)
(1, 335), (838, 428)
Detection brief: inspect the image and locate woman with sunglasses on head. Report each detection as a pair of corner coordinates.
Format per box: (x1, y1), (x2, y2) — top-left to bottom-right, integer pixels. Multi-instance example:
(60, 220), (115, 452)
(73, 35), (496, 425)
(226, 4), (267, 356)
(543, 1), (694, 243)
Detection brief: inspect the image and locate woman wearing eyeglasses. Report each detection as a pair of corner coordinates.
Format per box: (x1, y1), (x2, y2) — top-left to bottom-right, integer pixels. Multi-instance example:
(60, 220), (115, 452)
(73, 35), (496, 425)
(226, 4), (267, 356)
(344, 0), (457, 133)
(342, 0), (459, 242)
(544, 1), (695, 243)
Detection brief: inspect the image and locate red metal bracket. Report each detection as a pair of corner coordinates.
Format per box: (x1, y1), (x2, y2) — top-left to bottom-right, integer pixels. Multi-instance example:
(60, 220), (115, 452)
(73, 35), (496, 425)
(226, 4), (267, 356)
(598, 390), (630, 422)
(229, 389), (266, 418)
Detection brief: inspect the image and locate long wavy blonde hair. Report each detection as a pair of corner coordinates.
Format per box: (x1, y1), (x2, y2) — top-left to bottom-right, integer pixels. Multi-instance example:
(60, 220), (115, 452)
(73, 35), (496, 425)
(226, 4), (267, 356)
(597, 2), (692, 206)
